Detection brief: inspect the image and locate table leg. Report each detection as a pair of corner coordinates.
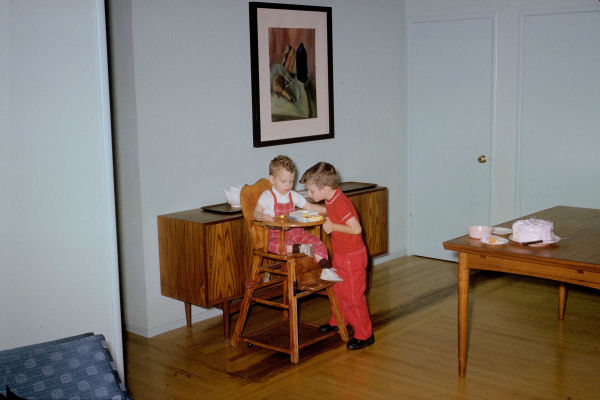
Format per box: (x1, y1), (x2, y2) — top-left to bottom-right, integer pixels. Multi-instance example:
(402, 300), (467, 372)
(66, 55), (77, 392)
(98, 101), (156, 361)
(185, 302), (192, 327)
(458, 253), (469, 377)
(558, 283), (567, 320)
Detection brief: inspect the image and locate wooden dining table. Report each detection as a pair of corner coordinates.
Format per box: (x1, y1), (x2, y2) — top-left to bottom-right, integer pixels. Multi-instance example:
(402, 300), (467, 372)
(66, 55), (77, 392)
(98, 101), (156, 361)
(443, 206), (600, 376)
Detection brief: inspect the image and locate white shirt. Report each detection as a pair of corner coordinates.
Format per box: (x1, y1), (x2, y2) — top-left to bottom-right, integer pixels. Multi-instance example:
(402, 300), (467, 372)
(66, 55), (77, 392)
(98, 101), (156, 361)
(257, 187), (307, 216)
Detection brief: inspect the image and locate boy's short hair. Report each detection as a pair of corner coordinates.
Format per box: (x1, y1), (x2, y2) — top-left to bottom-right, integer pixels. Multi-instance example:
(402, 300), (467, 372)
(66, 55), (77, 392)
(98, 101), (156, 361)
(269, 155), (296, 176)
(300, 162), (339, 189)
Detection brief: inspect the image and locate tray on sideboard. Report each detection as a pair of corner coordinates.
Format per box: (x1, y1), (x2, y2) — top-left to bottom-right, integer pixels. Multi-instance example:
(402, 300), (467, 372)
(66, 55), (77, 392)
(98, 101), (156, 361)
(340, 181), (377, 192)
(201, 203), (243, 214)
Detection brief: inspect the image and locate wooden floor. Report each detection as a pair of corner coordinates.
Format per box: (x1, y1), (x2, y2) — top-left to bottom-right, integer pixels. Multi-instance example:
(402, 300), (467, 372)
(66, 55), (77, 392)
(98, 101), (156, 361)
(125, 256), (600, 399)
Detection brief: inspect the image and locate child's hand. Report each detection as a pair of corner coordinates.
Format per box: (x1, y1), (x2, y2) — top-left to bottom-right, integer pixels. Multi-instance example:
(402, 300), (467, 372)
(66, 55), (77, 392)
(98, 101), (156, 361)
(262, 214), (274, 222)
(323, 218), (333, 234)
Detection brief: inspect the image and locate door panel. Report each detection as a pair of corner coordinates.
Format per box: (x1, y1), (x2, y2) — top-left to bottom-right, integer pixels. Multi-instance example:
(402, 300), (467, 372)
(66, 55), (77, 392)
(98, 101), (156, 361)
(409, 17), (494, 261)
(519, 11), (600, 214)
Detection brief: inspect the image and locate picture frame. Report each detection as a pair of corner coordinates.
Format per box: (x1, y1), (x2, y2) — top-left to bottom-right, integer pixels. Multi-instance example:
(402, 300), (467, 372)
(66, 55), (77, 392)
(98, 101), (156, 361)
(249, 2), (334, 147)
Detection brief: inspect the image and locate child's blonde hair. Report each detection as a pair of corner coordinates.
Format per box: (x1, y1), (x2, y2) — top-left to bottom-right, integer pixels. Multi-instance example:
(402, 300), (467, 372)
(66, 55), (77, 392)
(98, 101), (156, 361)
(300, 162), (339, 189)
(269, 155), (296, 176)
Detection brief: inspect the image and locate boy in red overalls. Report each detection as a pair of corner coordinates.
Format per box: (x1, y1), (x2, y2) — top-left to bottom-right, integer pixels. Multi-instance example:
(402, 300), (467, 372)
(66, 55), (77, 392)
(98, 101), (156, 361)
(300, 161), (374, 350)
(253, 155), (342, 281)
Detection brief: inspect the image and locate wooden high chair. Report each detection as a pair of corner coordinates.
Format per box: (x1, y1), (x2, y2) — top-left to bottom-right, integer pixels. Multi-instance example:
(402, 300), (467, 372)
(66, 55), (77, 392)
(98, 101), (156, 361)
(230, 178), (349, 363)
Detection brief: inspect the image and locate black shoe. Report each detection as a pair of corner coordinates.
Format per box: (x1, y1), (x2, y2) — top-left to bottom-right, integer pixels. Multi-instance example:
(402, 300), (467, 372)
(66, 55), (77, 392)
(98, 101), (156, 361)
(346, 334), (375, 350)
(318, 323), (339, 334)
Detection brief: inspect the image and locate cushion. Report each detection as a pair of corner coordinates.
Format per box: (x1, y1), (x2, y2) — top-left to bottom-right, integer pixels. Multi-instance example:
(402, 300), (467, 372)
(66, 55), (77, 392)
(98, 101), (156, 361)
(0, 334), (95, 392)
(0, 334), (129, 399)
(1, 386), (27, 399)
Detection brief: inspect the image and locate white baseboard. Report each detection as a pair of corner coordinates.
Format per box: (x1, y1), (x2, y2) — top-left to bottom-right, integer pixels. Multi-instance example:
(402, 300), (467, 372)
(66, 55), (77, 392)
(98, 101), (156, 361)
(372, 250), (406, 266)
(125, 307), (222, 338)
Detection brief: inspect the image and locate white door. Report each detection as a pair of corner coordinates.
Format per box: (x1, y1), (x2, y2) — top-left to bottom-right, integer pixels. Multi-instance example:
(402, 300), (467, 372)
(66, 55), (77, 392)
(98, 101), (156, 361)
(409, 17), (494, 261)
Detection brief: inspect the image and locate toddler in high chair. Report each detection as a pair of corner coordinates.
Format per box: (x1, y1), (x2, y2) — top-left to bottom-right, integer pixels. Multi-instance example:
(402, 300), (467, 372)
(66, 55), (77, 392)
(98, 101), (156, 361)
(252, 155), (342, 282)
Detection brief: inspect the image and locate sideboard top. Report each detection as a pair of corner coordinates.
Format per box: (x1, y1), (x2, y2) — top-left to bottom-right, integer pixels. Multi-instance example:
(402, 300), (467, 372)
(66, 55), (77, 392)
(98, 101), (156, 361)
(158, 183), (387, 225)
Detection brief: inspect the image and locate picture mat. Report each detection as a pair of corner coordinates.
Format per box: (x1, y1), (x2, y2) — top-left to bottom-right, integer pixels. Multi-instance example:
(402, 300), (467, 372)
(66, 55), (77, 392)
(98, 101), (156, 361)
(257, 8), (330, 141)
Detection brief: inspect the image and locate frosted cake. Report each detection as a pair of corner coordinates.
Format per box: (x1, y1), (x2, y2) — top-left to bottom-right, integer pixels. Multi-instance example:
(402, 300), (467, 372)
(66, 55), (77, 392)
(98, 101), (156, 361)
(511, 218), (556, 242)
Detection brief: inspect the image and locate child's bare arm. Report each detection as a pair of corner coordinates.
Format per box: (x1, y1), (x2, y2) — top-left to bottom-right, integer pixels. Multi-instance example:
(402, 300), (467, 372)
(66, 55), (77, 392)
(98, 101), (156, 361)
(302, 202), (326, 215)
(253, 204), (274, 222)
(322, 216), (362, 235)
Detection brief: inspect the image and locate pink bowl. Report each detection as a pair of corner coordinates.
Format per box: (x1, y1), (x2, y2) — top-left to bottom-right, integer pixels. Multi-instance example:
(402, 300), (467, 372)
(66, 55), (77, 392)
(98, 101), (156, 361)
(467, 225), (493, 239)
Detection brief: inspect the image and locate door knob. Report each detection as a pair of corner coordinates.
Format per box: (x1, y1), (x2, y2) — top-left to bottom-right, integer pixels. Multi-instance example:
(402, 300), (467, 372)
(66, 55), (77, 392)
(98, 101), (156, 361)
(477, 155), (487, 164)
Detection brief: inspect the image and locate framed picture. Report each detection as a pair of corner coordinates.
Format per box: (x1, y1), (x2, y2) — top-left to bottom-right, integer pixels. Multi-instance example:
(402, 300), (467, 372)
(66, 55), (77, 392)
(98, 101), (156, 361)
(249, 2), (334, 147)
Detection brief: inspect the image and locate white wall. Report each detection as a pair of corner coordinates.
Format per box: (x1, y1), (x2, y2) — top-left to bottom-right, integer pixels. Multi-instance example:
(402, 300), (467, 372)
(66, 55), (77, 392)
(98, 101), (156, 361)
(405, 0), (597, 225)
(108, 0), (406, 337)
(1, 0), (124, 378)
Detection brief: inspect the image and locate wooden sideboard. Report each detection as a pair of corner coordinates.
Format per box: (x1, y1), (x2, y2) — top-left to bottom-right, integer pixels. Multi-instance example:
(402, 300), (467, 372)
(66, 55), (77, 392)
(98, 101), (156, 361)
(158, 184), (388, 336)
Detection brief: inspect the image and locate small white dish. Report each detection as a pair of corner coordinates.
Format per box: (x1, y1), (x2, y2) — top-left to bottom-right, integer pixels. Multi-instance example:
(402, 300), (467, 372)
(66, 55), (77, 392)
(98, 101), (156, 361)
(480, 235), (508, 245)
(467, 225), (493, 239)
(492, 227), (512, 236)
(508, 235), (561, 247)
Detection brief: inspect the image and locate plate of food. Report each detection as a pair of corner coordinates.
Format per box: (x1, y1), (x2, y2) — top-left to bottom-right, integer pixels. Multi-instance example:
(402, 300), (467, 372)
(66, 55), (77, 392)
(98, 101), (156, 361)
(480, 234), (508, 245)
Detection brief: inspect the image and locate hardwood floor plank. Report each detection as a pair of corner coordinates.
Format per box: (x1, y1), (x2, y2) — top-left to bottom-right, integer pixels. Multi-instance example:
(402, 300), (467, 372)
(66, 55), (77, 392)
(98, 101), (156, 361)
(125, 256), (600, 399)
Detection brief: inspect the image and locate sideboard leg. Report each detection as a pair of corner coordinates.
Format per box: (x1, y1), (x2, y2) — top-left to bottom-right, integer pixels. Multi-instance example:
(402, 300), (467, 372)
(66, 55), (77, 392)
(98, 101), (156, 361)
(222, 300), (231, 338)
(185, 302), (192, 327)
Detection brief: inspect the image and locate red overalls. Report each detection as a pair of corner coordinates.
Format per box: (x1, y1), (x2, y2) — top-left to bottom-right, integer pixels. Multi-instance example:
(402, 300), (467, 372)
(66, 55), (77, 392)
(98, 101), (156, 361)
(325, 188), (373, 340)
(328, 246), (371, 340)
(267, 189), (328, 260)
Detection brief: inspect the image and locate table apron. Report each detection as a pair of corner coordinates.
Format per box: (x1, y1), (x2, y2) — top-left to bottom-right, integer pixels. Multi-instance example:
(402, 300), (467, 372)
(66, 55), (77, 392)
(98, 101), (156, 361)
(464, 253), (600, 290)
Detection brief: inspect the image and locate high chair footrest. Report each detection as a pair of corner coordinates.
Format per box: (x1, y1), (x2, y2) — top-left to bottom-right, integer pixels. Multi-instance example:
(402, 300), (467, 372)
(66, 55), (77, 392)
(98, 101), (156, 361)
(297, 280), (333, 292)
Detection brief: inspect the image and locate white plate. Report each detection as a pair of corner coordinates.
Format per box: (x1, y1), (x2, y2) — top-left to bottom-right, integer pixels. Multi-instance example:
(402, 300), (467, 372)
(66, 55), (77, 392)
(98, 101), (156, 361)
(508, 235), (561, 247)
(480, 235), (508, 245)
(492, 227), (512, 236)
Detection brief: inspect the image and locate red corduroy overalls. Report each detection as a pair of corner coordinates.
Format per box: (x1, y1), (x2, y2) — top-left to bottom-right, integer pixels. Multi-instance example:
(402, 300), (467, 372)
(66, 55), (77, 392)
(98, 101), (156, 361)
(267, 189), (328, 260)
(325, 188), (373, 340)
